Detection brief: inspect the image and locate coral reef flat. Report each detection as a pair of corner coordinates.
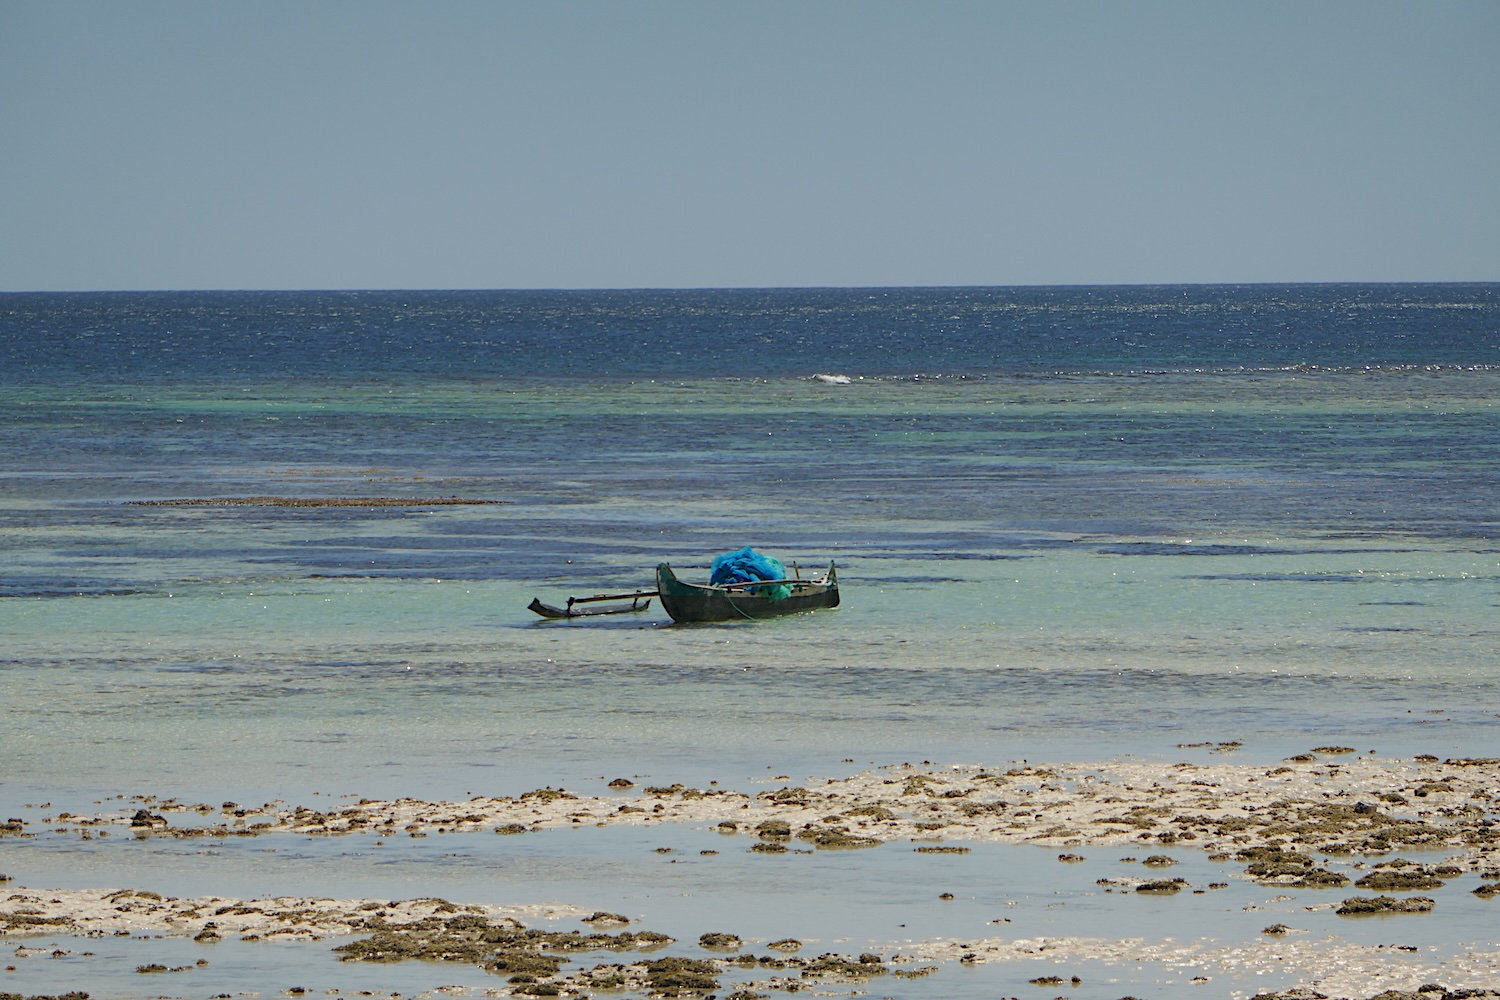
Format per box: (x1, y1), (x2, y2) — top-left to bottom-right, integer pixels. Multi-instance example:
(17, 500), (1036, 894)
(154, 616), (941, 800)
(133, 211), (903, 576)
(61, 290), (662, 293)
(4, 756), (1497, 999)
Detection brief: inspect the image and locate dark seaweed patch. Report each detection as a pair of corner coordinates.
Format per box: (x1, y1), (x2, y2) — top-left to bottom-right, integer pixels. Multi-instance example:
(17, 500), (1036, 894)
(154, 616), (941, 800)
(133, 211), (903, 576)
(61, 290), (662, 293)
(855, 551), (1034, 561)
(1096, 544), (1418, 557)
(1096, 543), (1275, 556)
(0, 588), (146, 598)
(1335, 895), (1436, 915)
(1182, 573), (1388, 584)
(863, 576), (970, 584)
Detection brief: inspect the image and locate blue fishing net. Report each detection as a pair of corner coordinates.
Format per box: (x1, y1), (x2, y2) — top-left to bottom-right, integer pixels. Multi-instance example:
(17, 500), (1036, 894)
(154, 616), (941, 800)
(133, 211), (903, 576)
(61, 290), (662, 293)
(709, 546), (791, 600)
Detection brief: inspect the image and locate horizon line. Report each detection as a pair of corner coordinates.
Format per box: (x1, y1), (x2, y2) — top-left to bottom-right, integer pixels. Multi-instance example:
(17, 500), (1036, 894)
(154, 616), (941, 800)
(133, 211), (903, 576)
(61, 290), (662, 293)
(4, 279), (1499, 295)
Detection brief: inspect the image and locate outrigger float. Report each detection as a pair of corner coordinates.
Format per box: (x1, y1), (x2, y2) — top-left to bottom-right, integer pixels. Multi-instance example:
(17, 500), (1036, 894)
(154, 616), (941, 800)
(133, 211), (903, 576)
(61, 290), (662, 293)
(528, 548), (839, 624)
(527, 590), (657, 619)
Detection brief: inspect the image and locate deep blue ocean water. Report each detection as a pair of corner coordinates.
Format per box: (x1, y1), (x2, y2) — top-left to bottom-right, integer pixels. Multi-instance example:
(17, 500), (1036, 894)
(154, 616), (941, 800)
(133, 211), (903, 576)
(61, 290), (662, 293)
(4, 285), (1497, 382)
(2, 284), (1498, 998)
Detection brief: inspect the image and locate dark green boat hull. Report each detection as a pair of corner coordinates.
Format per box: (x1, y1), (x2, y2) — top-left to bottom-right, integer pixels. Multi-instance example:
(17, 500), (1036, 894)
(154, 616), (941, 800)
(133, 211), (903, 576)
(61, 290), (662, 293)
(655, 562), (839, 624)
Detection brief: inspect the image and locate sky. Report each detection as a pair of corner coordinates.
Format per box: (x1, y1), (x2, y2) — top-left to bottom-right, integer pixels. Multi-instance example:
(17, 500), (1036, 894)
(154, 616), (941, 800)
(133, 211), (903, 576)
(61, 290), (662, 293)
(1, 1), (1497, 291)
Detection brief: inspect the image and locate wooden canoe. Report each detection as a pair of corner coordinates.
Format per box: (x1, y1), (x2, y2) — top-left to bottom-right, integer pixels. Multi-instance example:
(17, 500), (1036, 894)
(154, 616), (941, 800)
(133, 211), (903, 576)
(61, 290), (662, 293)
(655, 562), (838, 623)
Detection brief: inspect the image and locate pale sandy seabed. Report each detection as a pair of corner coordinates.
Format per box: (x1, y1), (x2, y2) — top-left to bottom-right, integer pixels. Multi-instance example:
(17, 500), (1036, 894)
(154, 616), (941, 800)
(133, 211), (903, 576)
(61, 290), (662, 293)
(4, 754), (1498, 1000)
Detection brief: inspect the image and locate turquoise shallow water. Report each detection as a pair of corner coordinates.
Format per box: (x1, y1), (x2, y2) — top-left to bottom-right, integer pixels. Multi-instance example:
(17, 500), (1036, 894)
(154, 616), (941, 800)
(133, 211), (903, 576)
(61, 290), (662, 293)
(2, 286), (1498, 996)
(4, 497), (1496, 810)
